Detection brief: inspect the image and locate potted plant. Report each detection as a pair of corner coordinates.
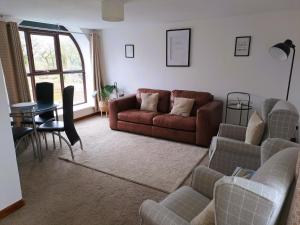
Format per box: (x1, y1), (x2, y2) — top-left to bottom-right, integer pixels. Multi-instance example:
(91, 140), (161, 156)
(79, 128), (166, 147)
(98, 85), (116, 113)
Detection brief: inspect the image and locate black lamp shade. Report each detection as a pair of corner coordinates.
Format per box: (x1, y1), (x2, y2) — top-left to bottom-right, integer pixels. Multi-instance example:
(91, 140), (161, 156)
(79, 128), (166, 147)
(269, 39), (294, 61)
(270, 43), (290, 61)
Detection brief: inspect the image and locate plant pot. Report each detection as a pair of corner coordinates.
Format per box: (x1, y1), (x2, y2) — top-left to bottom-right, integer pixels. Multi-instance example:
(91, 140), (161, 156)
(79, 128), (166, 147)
(99, 101), (109, 113)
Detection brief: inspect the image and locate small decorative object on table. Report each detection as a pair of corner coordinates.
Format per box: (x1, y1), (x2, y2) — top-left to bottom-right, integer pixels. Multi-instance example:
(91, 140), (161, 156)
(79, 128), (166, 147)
(225, 92), (252, 126)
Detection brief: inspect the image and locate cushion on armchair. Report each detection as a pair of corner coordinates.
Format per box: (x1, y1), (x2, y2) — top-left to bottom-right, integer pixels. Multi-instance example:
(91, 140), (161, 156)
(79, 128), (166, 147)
(191, 201), (215, 225)
(245, 111), (264, 145)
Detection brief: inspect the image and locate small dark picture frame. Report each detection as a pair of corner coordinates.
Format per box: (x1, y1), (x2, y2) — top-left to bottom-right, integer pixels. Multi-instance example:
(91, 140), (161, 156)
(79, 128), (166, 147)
(234, 36), (251, 57)
(125, 44), (134, 58)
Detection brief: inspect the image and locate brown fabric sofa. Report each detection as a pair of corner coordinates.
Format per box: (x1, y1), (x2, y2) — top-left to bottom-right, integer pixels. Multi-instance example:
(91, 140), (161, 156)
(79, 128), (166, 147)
(109, 88), (223, 147)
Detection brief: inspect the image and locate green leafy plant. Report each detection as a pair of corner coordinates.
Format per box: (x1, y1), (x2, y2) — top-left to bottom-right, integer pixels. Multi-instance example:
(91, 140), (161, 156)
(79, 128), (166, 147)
(99, 85), (116, 101)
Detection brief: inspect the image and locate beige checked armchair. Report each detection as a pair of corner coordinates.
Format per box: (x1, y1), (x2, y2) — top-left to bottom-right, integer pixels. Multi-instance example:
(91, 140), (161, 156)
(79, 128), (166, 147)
(209, 98), (299, 175)
(139, 139), (300, 225)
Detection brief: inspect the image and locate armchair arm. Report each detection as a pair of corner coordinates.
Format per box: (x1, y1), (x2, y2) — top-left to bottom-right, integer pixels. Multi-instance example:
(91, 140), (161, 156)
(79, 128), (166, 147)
(215, 177), (277, 225)
(139, 200), (189, 225)
(196, 100), (223, 147)
(191, 166), (224, 199)
(261, 138), (299, 164)
(209, 136), (261, 175)
(108, 94), (137, 129)
(217, 123), (247, 141)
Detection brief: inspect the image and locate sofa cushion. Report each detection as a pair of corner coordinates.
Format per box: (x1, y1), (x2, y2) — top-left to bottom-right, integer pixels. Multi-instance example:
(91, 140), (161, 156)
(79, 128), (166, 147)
(140, 93), (159, 112)
(118, 109), (159, 125)
(170, 97), (195, 117)
(153, 114), (196, 131)
(161, 186), (210, 222)
(137, 88), (171, 113)
(171, 90), (213, 116)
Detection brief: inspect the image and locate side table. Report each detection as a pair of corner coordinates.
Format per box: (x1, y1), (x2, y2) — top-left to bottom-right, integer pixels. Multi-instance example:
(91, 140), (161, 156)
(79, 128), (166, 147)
(225, 92), (252, 126)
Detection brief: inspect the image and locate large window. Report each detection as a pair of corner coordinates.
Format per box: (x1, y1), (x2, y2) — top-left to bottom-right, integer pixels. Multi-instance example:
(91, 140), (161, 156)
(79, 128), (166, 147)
(19, 28), (86, 106)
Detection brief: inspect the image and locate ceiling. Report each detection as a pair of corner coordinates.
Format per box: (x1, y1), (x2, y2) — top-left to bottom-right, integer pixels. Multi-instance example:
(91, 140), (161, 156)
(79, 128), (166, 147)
(0, 0), (300, 29)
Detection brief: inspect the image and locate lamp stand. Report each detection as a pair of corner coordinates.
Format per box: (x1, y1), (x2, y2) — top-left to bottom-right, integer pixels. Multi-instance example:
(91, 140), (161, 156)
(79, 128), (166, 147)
(286, 46), (296, 101)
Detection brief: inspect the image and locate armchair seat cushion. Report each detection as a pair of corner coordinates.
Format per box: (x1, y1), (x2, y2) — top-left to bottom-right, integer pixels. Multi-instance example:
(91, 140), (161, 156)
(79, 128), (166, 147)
(118, 109), (159, 125)
(153, 114), (196, 131)
(161, 186), (210, 222)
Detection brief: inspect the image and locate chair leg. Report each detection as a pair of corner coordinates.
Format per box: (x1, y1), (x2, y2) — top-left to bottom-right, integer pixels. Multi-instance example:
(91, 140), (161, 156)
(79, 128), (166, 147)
(58, 132), (62, 148)
(53, 132), (74, 160)
(79, 139), (83, 150)
(44, 132), (48, 150)
(30, 134), (37, 158)
(52, 132), (56, 149)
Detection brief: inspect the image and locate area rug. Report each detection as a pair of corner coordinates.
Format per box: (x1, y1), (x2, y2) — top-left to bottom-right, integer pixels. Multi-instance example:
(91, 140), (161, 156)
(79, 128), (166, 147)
(59, 117), (208, 193)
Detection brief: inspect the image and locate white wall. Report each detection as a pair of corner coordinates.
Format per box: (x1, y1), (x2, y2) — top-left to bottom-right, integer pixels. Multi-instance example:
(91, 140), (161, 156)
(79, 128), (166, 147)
(100, 10), (300, 122)
(0, 60), (22, 210)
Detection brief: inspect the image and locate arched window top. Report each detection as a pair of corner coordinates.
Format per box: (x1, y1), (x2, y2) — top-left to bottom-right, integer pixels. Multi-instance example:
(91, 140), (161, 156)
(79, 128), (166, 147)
(19, 21), (86, 106)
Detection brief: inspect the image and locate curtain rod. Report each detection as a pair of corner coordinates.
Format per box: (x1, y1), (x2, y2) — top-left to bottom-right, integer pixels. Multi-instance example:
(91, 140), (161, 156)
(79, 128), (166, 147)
(18, 25), (92, 36)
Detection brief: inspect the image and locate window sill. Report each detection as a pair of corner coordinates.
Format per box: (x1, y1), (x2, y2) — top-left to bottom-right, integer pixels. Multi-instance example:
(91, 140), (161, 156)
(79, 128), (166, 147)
(57, 102), (96, 119)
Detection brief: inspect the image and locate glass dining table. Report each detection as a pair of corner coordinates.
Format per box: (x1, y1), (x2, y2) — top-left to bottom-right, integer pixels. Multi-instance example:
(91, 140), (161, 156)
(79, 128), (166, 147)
(10, 102), (58, 160)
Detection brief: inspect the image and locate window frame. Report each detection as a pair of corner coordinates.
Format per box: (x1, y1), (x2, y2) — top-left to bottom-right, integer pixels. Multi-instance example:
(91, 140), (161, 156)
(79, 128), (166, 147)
(19, 27), (87, 106)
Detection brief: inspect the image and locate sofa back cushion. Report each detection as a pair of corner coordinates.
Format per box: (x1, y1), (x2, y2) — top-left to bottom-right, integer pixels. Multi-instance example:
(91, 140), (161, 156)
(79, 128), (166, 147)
(171, 90), (213, 116)
(137, 88), (171, 113)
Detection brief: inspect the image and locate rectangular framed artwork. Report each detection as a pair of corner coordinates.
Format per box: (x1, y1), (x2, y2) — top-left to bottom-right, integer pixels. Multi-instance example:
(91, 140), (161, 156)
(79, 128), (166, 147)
(166, 28), (191, 67)
(125, 44), (134, 58)
(234, 36), (251, 57)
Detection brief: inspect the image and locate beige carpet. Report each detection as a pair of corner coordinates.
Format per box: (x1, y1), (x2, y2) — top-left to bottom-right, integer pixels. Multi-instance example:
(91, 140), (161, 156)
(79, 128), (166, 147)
(59, 118), (208, 193)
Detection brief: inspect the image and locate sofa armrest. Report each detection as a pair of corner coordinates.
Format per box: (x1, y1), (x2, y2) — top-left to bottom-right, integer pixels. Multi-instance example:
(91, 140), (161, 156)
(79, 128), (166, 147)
(218, 123), (247, 141)
(196, 100), (223, 147)
(109, 94), (137, 129)
(139, 200), (189, 225)
(191, 166), (224, 199)
(261, 138), (299, 164)
(209, 136), (261, 175)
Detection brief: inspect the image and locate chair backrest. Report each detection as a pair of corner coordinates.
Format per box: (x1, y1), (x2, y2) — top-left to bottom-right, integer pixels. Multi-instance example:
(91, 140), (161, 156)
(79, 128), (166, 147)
(36, 82), (54, 104)
(63, 86), (80, 146)
(36, 82), (54, 119)
(261, 98), (299, 141)
(214, 147), (299, 225)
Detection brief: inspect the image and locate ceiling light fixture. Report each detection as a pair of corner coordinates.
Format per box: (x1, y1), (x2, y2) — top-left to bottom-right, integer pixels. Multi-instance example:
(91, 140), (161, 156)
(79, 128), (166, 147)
(102, 0), (124, 22)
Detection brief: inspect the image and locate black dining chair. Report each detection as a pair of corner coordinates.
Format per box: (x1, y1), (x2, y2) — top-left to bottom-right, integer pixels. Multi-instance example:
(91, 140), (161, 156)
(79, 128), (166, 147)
(23, 82), (55, 125)
(37, 86), (83, 160)
(22, 82), (56, 149)
(12, 126), (37, 158)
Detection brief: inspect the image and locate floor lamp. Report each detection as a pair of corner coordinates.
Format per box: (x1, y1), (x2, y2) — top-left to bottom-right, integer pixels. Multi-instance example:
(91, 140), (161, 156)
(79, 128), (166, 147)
(269, 39), (296, 101)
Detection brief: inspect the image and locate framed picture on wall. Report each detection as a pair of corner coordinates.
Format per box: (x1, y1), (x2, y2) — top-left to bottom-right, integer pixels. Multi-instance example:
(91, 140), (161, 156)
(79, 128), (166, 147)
(125, 44), (134, 58)
(234, 36), (251, 56)
(166, 28), (191, 67)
